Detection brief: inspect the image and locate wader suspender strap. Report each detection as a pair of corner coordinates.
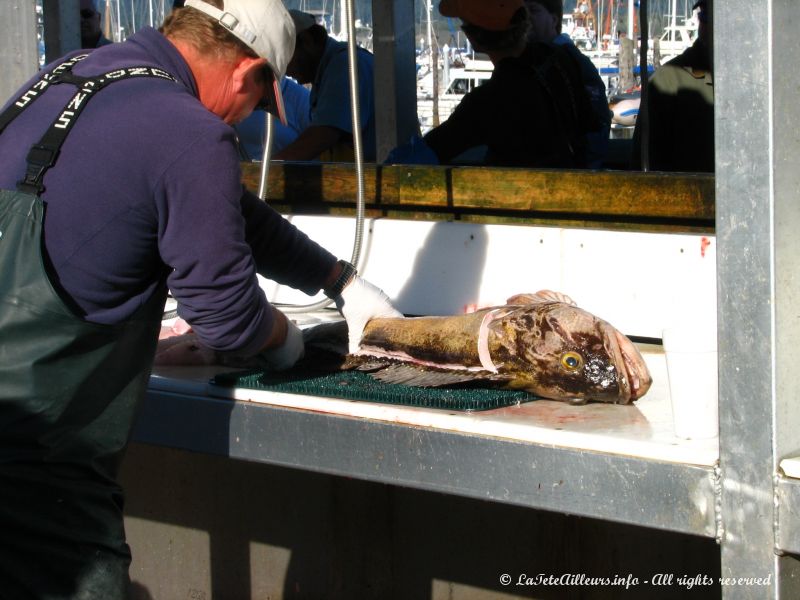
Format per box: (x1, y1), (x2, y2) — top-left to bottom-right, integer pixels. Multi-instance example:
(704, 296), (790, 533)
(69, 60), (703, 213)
(0, 54), (177, 196)
(0, 53), (91, 134)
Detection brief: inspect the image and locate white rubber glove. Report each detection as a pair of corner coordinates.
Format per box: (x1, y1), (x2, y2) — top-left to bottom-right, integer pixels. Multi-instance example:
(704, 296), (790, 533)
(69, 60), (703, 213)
(335, 276), (403, 354)
(257, 316), (305, 371)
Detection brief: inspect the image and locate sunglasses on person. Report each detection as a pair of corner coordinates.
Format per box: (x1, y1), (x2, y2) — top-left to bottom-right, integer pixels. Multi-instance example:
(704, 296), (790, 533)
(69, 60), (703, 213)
(254, 66), (276, 112)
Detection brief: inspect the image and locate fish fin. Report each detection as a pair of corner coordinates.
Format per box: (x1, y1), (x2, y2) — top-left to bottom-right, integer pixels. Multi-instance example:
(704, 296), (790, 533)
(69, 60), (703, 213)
(506, 290), (577, 306)
(342, 355), (391, 372)
(368, 364), (506, 388)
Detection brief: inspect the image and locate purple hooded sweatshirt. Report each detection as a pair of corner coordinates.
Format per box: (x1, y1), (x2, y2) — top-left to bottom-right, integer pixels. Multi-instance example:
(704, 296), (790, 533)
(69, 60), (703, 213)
(0, 27), (338, 356)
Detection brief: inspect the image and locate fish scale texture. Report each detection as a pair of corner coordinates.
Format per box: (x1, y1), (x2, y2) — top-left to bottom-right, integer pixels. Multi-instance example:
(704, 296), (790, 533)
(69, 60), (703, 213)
(212, 369), (537, 411)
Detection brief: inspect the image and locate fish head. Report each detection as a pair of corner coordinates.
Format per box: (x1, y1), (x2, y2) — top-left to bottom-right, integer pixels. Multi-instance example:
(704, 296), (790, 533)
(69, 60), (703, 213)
(496, 303), (652, 404)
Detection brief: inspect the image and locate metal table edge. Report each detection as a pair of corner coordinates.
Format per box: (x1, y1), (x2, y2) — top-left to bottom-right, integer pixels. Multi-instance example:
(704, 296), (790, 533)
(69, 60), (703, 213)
(132, 386), (718, 539)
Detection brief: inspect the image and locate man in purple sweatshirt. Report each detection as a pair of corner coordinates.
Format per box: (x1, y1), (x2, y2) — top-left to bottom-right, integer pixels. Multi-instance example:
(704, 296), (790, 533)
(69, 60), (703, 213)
(0, 0), (399, 596)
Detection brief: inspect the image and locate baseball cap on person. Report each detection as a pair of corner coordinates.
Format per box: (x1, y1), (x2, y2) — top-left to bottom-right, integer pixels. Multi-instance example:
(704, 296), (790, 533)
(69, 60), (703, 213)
(183, 0), (295, 124)
(289, 10), (317, 34)
(438, 0), (523, 31)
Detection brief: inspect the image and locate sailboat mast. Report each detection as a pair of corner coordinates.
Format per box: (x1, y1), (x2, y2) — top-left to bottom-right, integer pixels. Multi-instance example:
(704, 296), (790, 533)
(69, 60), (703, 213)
(597, 0), (602, 48)
(426, 0), (439, 127)
(627, 0), (634, 40)
(103, 0), (113, 40)
(426, 0), (432, 54)
(339, 0), (347, 38)
(671, 0), (677, 41)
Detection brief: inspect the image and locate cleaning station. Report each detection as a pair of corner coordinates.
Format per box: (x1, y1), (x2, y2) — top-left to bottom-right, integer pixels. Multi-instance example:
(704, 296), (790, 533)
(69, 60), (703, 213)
(1, 0), (799, 598)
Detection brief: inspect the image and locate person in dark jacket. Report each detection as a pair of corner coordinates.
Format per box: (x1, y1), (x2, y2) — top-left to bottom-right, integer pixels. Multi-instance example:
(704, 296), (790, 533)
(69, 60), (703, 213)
(80, 0), (113, 48)
(525, 0), (611, 168)
(387, 0), (598, 168)
(632, 0), (714, 172)
(0, 0), (398, 596)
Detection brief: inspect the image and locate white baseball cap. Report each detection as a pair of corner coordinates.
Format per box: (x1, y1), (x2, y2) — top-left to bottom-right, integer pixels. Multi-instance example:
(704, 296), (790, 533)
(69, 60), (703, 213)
(183, 0), (295, 124)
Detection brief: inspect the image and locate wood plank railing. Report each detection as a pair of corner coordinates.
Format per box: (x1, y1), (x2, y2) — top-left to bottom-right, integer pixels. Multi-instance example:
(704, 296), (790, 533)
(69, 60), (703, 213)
(241, 162), (714, 232)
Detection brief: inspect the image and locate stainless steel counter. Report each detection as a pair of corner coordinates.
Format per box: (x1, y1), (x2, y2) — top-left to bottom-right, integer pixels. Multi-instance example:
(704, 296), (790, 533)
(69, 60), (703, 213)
(135, 349), (720, 538)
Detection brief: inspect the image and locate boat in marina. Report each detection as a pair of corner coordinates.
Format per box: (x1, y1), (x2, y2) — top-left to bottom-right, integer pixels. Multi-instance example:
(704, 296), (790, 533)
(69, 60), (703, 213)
(653, 19), (697, 63)
(416, 55), (492, 133)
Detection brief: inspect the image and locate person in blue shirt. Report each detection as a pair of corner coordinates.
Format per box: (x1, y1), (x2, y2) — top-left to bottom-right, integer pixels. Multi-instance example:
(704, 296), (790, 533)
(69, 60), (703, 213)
(275, 10), (377, 162)
(235, 76), (312, 160)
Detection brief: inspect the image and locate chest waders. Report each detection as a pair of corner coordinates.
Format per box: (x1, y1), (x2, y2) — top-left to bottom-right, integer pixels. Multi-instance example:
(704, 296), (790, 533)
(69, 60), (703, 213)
(0, 55), (177, 599)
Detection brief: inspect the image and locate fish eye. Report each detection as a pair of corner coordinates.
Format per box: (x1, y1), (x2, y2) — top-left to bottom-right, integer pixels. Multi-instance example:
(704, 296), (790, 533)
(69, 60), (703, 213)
(560, 352), (584, 372)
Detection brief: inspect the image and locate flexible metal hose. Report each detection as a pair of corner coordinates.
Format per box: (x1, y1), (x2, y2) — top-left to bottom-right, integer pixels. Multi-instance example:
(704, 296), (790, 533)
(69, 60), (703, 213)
(341, 0), (366, 271)
(257, 111), (275, 199)
(281, 0), (367, 314)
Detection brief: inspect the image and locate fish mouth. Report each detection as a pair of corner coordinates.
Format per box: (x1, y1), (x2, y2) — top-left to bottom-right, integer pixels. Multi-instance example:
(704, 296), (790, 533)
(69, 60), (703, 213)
(611, 329), (652, 403)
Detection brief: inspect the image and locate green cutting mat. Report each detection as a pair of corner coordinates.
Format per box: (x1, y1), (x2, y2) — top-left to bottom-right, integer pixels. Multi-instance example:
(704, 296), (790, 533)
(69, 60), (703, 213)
(212, 368), (537, 412)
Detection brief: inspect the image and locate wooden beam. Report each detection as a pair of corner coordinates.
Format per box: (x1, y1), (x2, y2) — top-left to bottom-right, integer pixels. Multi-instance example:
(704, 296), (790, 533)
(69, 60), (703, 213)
(241, 162), (714, 231)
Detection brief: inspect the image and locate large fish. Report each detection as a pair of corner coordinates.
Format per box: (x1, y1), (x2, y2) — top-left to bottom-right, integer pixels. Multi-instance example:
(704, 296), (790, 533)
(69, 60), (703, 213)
(155, 291), (652, 405)
(344, 291), (652, 405)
